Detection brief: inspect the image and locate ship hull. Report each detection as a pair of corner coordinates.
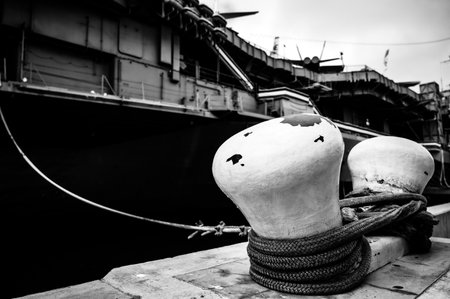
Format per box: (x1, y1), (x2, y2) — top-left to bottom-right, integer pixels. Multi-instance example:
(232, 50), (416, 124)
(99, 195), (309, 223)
(1, 93), (253, 297)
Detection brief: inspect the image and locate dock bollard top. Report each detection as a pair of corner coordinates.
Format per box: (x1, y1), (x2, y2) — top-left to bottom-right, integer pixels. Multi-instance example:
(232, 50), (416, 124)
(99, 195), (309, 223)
(347, 136), (435, 194)
(212, 113), (344, 239)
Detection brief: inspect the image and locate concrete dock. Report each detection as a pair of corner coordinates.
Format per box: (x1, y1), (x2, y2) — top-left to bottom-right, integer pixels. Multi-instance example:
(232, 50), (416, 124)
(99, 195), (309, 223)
(17, 236), (450, 299)
(17, 203), (450, 298)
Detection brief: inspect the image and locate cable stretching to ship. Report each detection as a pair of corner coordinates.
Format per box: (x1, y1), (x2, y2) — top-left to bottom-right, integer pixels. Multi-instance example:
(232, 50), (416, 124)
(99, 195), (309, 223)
(0, 105), (247, 237)
(0, 105), (437, 294)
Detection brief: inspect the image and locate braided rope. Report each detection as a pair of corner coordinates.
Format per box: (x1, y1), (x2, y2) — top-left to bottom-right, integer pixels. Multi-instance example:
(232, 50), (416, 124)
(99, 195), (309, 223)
(247, 193), (429, 295)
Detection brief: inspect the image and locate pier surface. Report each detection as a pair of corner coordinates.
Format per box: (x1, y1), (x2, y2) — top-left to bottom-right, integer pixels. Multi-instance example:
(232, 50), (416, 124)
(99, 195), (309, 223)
(17, 236), (450, 299)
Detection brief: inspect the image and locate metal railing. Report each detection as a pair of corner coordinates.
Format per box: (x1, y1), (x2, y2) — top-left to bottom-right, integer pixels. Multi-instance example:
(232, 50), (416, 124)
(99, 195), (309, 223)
(5, 59), (253, 115)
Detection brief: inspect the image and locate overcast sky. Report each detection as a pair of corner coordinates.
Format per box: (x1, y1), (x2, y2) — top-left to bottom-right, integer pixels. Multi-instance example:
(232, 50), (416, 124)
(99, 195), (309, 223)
(204, 0), (450, 92)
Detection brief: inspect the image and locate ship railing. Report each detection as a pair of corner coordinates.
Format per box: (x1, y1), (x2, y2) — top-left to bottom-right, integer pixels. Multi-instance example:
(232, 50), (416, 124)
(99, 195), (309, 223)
(118, 74), (246, 113)
(20, 62), (120, 99)
(10, 60), (248, 114)
(117, 77), (214, 112)
(119, 78), (179, 101)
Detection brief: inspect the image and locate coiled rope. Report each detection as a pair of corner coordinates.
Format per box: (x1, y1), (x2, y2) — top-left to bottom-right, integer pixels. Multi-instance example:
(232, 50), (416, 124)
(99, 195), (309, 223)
(247, 192), (435, 295)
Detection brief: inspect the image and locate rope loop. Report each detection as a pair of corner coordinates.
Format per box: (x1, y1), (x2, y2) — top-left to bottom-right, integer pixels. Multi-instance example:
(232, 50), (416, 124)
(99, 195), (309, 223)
(247, 192), (434, 295)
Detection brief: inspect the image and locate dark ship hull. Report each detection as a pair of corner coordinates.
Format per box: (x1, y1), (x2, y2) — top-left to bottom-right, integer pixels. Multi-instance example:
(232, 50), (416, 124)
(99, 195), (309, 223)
(1, 93), (254, 297)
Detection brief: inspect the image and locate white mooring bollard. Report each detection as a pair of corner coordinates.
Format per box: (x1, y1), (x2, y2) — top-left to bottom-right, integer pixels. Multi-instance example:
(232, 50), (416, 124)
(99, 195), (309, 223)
(347, 136), (435, 194)
(212, 113), (344, 239)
